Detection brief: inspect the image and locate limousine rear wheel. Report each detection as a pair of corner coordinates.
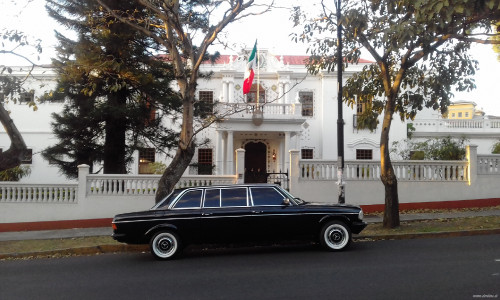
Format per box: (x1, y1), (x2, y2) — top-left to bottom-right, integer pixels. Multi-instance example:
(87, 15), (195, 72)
(320, 221), (351, 251)
(150, 231), (181, 260)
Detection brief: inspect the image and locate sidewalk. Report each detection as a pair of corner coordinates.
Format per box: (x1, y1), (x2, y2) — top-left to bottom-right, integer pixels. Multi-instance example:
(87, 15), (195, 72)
(1, 209), (499, 242)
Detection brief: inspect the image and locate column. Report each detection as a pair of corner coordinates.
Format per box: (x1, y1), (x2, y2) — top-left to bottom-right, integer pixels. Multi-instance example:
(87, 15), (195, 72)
(216, 130), (224, 175)
(226, 131), (234, 174)
(466, 144), (478, 186)
(228, 80), (234, 102)
(284, 131), (291, 172)
(235, 148), (246, 184)
(279, 136), (284, 172)
(289, 150), (300, 195)
(278, 82), (284, 104)
(222, 80), (228, 103)
(77, 164), (90, 202)
(284, 82), (290, 104)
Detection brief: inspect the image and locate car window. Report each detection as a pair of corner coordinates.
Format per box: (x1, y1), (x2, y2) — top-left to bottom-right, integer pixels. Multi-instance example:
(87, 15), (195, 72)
(221, 188), (247, 207)
(153, 189), (182, 209)
(204, 189), (221, 208)
(250, 187), (284, 206)
(172, 190), (202, 209)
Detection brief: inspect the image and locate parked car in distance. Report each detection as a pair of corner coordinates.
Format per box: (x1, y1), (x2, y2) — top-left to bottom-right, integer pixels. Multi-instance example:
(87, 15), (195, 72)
(112, 184), (367, 260)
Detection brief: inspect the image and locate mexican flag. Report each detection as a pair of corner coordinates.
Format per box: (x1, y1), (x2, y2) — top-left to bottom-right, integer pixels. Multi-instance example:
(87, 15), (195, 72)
(243, 40), (257, 95)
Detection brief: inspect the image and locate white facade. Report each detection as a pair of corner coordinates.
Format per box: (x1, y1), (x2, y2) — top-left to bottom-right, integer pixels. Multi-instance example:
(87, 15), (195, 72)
(1, 50), (498, 183)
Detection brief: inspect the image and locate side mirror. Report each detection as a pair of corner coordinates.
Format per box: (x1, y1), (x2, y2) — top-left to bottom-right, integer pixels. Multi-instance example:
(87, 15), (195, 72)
(282, 198), (291, 206)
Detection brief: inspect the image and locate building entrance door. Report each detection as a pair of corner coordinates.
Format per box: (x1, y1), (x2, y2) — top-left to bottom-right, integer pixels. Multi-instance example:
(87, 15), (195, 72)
(244, 142), (267, 183)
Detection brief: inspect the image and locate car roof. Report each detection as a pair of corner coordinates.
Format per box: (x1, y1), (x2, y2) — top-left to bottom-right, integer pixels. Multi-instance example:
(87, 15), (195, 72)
(174, 183), (280, 192)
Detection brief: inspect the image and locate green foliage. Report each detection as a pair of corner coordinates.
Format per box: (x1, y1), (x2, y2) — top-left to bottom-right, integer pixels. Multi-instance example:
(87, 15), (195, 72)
(392, 136), (468, 160)
(492, 141), (500, 154)
(0, 166), (31, 181)
(356, 109), (379, 132)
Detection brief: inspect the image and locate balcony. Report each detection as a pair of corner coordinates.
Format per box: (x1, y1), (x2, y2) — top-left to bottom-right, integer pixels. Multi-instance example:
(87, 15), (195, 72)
(215, 102), (304, 121)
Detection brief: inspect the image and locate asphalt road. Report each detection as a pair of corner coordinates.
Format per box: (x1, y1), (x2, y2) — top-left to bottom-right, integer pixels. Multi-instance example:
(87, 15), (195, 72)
(1, 235), (499, 300)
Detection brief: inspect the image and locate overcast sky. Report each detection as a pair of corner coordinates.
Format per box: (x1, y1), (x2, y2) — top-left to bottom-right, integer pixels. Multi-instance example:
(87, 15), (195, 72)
(2, 0), (499, 116)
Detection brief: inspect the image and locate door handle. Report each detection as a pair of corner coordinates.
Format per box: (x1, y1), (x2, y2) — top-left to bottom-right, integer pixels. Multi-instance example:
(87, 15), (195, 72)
(202, 212), (213, 216)
(252, 210), (264, 214)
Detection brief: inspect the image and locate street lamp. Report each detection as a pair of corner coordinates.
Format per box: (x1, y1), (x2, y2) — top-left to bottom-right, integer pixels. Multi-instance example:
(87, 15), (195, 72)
(336, 0), (345, 204)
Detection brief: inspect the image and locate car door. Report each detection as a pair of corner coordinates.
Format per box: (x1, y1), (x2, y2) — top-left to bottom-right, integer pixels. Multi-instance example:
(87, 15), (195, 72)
(249, 186), (312, 241)
(200, 187), (254, 243)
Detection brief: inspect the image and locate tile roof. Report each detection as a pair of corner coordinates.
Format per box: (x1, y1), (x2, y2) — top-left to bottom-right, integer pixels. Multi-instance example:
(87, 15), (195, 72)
(160, 54), (373, 65)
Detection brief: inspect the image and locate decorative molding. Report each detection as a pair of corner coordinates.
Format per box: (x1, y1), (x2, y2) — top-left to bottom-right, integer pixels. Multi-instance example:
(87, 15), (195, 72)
(347, 137), (378, 148)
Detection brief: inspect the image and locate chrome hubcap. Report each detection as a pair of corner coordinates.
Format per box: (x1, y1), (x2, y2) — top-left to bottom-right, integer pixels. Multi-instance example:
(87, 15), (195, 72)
(329, 229), (344, 244)
(158, 237), (173, 252)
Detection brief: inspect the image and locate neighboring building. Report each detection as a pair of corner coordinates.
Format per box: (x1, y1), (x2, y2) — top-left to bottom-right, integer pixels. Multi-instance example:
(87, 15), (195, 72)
(409, 100), (500, 155)
(1, 49), (498, 183)
(444, 100), (485, 119)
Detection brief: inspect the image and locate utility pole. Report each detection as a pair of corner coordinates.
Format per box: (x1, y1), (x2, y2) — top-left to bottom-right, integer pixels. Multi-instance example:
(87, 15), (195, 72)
(336, 0), (345, 204)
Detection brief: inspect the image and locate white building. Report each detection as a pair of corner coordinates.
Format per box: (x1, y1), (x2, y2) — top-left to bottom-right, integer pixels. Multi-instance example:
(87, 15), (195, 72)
(1, 50), (498, 183)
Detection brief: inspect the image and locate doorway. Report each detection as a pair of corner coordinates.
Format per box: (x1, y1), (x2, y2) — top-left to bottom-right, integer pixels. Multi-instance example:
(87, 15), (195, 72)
(244, 142), (267, 183)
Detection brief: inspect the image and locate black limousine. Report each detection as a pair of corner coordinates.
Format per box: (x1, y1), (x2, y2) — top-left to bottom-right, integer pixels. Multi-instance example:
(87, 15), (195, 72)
(112, 184), (367, 260)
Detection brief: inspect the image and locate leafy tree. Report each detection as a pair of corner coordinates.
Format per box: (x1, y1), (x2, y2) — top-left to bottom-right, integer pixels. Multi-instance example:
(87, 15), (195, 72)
(294, 0), (500, 227)
(96, 0), (273, 202)
(0, 30), (42, 173)
(44, 0), (181, 177)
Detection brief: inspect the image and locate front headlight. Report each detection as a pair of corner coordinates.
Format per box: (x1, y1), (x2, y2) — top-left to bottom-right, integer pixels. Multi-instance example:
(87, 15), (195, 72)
(358, 209), (364, 221)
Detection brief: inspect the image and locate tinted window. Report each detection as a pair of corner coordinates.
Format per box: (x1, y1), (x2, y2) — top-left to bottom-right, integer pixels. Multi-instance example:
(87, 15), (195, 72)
(251, 187), (284, 206)
(221, 188), (247, 207)
(204, 189), (220, 208)
(173, 190), (202, 209)
(155, 189), (182, 209)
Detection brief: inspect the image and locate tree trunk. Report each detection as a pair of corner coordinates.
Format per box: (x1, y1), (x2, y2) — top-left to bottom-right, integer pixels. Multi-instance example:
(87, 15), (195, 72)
(380, 98), (400, 228)
(155, 142), (196, 202)
(0, 103), (28, 171)
(103, 90), (127, 174)
(155, 89), (196, 203)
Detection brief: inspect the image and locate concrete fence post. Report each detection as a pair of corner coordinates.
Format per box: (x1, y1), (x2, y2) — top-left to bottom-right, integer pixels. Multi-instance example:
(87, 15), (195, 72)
(77, 164), (90, 202)
(235, 148), (245, 184)
(289, 149), (300, 194)
(466, 144), (478, 186)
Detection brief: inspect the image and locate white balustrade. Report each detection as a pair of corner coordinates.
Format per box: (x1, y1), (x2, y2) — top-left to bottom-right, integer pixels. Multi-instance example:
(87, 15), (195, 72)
(477, 155), (500, 175)
(0, 183), (77, 203)
(86, 174), (237, 196)
(299, 160), (469, 182)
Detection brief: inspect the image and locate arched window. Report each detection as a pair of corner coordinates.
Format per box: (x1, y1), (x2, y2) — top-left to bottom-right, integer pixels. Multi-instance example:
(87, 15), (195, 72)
(247, 84), (265, 103)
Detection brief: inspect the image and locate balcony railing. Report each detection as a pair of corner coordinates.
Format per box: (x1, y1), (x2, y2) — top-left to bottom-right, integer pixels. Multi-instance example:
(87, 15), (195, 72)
(215, 102), (303, 119)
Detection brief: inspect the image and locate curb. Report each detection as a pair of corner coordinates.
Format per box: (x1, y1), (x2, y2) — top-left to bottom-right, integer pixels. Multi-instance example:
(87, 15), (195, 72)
(1, 229), (499, 260)
(354, 228), (500, 241)
(0, 244), (148, 260)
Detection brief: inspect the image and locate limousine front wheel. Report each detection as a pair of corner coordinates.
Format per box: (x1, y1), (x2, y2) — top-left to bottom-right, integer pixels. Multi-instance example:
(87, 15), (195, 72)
(320, 221), (351, 251)
(150, 231), (181, 260)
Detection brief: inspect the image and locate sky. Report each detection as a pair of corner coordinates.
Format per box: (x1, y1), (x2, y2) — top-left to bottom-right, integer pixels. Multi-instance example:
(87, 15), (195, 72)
(2, 0), (500, 116)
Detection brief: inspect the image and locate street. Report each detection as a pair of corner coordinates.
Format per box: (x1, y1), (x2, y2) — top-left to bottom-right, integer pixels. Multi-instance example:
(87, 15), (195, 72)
(1, 235), (499, 300)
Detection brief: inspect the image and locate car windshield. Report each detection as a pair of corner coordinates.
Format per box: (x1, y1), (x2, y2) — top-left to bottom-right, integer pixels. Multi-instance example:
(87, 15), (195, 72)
(151, 189), (183, 210)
